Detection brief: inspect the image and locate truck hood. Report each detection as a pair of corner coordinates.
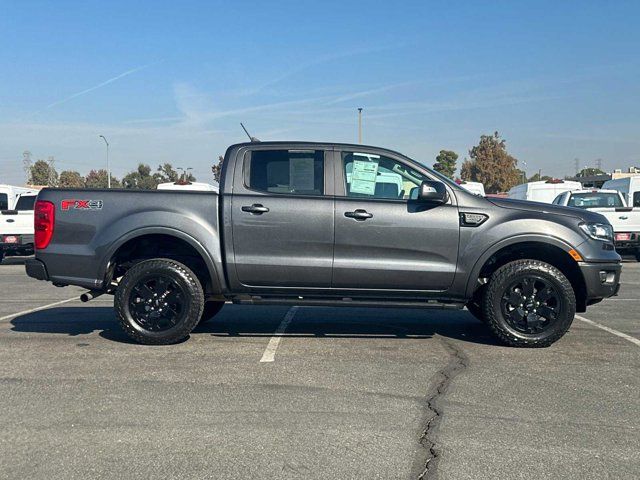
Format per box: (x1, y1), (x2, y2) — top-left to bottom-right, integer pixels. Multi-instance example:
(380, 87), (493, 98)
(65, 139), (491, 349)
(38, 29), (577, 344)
(486, 197), (608, 224)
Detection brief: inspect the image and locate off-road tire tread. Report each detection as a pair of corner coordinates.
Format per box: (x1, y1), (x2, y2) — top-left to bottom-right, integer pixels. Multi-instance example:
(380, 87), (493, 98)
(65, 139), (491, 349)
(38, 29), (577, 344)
(483, 259), (576, 348)
(115, 258), (204, 345)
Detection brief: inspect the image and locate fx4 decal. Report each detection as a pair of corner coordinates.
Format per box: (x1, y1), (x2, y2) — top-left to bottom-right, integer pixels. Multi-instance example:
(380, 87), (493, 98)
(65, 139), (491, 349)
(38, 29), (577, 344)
(61, 199), (103, 211)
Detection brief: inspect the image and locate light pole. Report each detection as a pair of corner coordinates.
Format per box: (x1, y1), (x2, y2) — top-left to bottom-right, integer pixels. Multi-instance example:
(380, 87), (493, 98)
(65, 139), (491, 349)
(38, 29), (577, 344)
(357, 108), (363, 144)
(521, 160), (527, 184)
(99, 135), (110, 188)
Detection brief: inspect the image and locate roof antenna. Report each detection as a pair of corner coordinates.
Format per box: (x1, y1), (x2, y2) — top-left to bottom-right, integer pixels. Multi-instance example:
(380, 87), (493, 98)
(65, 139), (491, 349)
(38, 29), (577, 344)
(240, 122), (260, 142)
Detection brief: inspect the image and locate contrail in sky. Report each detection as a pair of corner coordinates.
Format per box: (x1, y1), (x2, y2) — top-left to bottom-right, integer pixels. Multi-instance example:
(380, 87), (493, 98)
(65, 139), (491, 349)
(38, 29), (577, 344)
(44, 61), (159, 110)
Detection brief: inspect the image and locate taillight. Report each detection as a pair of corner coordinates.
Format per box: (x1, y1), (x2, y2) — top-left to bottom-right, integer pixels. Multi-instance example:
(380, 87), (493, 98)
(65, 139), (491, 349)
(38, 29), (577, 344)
(34, 200), (55, 249)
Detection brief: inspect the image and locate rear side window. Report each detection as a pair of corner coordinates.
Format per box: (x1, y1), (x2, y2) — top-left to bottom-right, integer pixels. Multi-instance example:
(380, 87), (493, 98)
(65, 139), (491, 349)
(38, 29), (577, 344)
(634, 192), (640, 208)
(0, 193), (7, 210)
(15, 195), (36, 211)
(248, 149), (324, 196)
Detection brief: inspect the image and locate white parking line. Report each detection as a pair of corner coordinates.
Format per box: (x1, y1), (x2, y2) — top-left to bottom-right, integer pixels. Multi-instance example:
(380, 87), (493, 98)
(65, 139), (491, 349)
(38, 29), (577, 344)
(0, 297), (79, 323)
(260, 306), (298, 363)
(575, 315), (640, 348)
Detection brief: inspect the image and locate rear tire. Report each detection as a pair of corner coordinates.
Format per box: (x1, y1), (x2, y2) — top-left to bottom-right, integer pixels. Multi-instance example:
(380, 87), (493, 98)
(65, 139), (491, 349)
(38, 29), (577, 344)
(199, 301), (225, 324)
(483, 259), (575, 348)
(115, 258), (204, 345)
(635, 250), (640, 262)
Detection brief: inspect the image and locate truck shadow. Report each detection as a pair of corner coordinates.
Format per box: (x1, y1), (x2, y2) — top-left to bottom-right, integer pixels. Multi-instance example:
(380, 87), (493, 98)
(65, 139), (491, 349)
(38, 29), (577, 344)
(10, 305), (501, 346)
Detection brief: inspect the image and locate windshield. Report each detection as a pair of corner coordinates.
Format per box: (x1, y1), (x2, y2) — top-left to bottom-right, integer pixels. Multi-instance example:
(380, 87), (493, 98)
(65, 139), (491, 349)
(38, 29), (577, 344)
(15, 195), (36, 211)
(568, 192), (623, 209)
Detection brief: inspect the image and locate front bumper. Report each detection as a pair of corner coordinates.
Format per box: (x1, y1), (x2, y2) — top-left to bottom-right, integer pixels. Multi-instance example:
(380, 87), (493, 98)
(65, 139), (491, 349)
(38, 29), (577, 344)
(578, 261), (621, 303)
(25, 258), (49, 281)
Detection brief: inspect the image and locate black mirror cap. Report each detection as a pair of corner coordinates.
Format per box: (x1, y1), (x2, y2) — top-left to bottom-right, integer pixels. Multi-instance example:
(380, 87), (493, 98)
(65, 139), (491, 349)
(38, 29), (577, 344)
(418, 180), (448, 204)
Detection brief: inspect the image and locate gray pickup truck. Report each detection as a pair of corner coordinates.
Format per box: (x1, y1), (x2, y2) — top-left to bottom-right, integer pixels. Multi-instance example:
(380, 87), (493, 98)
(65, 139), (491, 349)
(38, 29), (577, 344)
(26, 142), (621, 347)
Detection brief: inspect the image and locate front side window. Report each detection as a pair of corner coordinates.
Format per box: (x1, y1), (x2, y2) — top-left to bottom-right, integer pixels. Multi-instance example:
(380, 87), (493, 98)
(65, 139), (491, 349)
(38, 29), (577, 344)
(342, 151), (427, 200)
(567, 193), (623, 208)
(248, 149), (324, 196)
(633, 191), (640, 208)
(0, 193), (7, 210)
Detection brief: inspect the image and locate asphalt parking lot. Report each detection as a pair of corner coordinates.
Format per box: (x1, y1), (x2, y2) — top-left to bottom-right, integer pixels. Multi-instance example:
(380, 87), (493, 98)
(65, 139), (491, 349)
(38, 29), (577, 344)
(0, 257), (638, 480)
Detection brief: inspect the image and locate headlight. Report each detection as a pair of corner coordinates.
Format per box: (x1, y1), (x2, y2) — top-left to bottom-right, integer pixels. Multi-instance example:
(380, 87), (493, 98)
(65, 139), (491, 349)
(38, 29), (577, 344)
(579, 222), (613, 242)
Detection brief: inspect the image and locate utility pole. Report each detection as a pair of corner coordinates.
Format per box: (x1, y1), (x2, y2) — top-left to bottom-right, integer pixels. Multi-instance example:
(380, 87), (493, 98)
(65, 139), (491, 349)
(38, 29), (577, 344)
(357, 108), (363, 144)
(47, 156), (56, 186)
(596, 158), (602, 172)
(99, 135), (110, 188)
(574, 158), (579, 175)
(22, 150), (32, 184)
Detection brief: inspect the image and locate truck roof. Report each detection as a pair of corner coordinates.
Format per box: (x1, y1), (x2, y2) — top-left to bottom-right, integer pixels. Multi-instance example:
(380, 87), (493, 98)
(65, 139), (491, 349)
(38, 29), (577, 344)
(226, 141), (415, 160)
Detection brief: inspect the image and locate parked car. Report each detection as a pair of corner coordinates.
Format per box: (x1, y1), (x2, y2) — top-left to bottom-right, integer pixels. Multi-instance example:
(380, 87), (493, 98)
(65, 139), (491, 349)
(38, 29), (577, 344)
(1, 191), (37, 263)
(26, 142), (621, 347)
(508, 179), (582, 204)
(602, 175), (640, 208)
(552, 189), (640, 260)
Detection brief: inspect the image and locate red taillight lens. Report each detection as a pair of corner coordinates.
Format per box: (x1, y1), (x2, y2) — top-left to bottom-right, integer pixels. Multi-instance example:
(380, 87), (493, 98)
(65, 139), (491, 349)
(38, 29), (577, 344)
(34, 200), (55, 249)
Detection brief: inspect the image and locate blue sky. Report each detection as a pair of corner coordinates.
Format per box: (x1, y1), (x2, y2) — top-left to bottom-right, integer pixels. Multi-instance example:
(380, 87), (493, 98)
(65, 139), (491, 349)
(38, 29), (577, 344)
(1, 0), (639, 185)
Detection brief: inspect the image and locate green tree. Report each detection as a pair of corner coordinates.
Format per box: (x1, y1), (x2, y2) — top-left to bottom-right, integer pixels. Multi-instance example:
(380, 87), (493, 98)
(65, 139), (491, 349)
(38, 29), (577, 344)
(85, 169), (120, 188)
(527, 173), (553, 182)
(211, 156), (223, 183)
(156, 163), (180, 183)
(59, 170), (85, 188)
(121, 164), (159, 189)
(29, 159), (58, 186)
(460, 132), (520, 193)
(433, 150), (458, 179)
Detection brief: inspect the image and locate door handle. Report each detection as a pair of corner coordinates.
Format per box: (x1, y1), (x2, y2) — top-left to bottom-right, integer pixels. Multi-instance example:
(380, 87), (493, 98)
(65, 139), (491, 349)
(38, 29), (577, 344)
(344, 209), (373, 220)
(242, 204), (269, 214)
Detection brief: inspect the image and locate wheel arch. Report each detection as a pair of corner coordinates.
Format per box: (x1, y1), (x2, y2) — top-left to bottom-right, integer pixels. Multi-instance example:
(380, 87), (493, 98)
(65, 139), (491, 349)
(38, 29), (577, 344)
(466, 236), (587, 312)
(100, 227), (224, 297)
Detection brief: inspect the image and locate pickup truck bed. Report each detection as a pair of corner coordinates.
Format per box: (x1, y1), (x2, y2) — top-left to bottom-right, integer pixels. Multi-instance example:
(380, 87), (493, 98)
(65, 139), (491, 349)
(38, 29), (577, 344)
(27, 141), (622, 348)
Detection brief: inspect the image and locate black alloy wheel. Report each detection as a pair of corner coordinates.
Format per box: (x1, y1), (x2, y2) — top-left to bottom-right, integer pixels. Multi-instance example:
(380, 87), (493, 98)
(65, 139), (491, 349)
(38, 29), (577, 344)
(128, 274), (188, 332)
(500, 276), (562, 334)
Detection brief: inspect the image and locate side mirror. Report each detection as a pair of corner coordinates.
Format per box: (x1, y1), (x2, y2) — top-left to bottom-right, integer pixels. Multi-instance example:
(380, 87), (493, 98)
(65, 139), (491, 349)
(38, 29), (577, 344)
(416, 180), (448, 204)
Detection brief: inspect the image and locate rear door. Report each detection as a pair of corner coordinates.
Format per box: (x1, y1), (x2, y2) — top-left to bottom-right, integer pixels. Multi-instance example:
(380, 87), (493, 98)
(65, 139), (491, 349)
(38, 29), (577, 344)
(332, 148), (460, 292)
(230, 146), (335, 289)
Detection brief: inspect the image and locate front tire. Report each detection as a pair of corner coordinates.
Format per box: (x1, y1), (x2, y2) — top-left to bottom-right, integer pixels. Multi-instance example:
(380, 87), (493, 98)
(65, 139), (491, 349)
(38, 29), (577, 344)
(483, 259), (576, 348)
(115, 258), (204, 345)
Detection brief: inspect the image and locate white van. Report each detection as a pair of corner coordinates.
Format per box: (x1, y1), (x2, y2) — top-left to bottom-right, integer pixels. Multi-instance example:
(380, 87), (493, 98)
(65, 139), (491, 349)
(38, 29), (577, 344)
(458, 181), (485, 196)
(507, 180), (582, 204)
(157, 182), (219, 192)
(602, 176), (640, 208)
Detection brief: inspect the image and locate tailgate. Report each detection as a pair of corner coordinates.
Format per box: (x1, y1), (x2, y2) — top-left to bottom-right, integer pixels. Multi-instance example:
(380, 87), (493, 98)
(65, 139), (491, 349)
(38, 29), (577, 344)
(1, 210), (34, 236)
(601, 210), (640, 232)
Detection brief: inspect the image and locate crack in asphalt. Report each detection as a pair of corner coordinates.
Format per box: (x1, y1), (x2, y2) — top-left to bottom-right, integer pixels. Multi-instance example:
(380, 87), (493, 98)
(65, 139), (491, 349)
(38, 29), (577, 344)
(416, 338), (469, 480)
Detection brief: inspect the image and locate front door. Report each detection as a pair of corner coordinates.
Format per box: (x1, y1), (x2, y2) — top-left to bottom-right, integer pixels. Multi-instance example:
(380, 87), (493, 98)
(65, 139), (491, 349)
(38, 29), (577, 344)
(231, 147), (334, 288)
(332, 149), (460, 292)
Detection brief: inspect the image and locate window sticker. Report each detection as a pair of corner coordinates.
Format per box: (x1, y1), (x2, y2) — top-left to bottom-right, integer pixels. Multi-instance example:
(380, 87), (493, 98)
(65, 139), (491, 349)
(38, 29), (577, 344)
(289, 157), (315, 191)
(350, 158), (379, 195)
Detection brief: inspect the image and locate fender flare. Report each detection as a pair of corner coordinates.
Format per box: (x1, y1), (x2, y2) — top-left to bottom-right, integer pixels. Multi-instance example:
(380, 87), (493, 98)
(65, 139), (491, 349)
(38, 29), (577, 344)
(98, 226), (222, 294)
(463, 233), (579, 298)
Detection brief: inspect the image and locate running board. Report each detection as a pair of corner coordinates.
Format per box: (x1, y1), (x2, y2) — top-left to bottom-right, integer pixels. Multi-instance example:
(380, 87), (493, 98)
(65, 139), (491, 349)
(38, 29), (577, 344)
(232, 296), (465, 310)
